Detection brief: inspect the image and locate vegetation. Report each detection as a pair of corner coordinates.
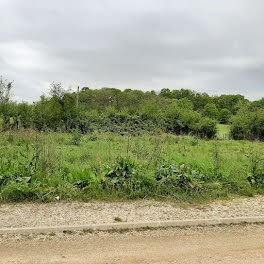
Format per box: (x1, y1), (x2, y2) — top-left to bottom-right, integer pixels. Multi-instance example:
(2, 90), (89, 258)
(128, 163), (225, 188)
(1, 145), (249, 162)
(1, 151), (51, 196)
(0, 76), (264, 203)
(0, 76), (263, 141)
(0, 130), (264, 203)
(230, 108), (264, 141)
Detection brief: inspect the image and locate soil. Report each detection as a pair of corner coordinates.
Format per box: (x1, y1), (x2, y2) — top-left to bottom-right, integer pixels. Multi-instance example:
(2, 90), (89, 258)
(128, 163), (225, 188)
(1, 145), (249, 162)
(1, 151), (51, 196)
(1, 224), (264, 264)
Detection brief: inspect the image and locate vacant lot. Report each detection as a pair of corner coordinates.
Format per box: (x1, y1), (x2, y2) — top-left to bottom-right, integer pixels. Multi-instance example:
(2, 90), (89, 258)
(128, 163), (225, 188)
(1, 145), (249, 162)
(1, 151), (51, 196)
(0, 130), (263, 202)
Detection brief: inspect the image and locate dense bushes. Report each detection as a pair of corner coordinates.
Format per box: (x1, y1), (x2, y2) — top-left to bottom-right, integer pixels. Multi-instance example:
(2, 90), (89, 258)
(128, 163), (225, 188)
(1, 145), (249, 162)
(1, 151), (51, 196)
(1, 78), (264, 140)
(77, 109), (217, 138)
(196, 118), (217, 139)
(0, 80), (217, 138)
(230, 108), (264, 141)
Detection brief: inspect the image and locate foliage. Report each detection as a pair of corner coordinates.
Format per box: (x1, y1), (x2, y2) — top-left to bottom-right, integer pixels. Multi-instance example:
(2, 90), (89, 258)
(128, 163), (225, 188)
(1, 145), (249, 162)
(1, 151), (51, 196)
(196, 117), (217, 139)
(218, 108), (232, 124)
(230, 108), (264, 141)
(203, 103), (218, 120)
(247, 153), (264, 186)
(70, 129), (82, 146)
(155, 163), (203, 191)
(0, 131), (264, 203)
(0, 77), (264, 142)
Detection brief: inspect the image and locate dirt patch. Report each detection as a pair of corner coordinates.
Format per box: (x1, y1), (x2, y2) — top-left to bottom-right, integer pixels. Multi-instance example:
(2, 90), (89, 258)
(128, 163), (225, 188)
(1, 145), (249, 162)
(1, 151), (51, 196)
(1, 224), (264, 263)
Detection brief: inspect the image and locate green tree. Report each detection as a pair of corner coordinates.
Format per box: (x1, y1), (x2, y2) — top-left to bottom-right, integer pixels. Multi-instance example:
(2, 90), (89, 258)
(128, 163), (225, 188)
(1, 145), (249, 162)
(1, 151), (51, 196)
(218, 108), (232, 124)
(203, 103), (218, 119)
(196, 117), (217, 139)
(0, 76), (13, 119)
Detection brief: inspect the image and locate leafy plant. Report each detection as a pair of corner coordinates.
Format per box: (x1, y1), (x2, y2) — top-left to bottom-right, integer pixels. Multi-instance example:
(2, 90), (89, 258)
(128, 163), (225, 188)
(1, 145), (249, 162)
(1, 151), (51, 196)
(103, 158), (138, 189)
(247, 155), (264, 186)
(70, 129), (82, 146)
(155, 163), (203, 191)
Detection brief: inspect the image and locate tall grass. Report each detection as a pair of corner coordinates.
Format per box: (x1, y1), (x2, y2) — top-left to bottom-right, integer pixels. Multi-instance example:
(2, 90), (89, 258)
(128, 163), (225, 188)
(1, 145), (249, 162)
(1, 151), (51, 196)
(0, 130), (263, 203)
(217, 124), (230, 139)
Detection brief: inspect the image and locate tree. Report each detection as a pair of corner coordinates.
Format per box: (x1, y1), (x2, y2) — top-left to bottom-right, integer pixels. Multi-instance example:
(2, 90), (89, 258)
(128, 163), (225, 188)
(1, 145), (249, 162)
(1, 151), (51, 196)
(203, 103), (218, 120)
(0, 76), (12, 104)
(196, 117), (217, 139)
(160, 88), (171, 98)
(213, 94), (246, 114)
(0, 76), (13, 118)
(49, 82), (65, 100)
(251, 98), (264, 110)
(230, 108), (264, 141)
(218, 108), (232, 124)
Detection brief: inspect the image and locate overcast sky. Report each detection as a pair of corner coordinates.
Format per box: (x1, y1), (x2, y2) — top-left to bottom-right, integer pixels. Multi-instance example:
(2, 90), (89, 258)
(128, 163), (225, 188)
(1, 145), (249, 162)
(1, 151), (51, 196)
(0, 0), (264, 102)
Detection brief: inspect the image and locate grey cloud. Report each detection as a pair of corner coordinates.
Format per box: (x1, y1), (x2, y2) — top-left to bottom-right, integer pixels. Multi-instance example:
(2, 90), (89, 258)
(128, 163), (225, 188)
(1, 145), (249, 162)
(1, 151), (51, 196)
(0, 0), (263, 101)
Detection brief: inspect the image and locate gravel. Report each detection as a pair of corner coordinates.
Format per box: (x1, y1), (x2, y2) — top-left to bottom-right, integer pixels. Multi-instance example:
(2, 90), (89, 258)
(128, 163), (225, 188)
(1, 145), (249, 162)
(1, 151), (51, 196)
(1, 196), (264, 229)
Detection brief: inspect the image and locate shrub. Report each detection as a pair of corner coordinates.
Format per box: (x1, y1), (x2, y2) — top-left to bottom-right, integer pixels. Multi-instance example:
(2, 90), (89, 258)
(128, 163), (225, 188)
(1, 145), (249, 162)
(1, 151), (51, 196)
(70, 129), (82, 145)
(164, 102), (201, 135)
(196, 117), (217, 139)
(0, 182), (38, 202)
(230, 109), (264, 141)
(203, 103), (218, 119)
(103, 158), (138, 189)
(155, 163), (203, 191)
(247, 156), (264, 186)
(218, 108), (232, 124)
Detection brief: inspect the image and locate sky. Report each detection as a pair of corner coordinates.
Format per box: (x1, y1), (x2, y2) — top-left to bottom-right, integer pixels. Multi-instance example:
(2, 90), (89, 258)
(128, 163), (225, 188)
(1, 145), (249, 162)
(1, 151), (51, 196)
(0, 0), (264, 102)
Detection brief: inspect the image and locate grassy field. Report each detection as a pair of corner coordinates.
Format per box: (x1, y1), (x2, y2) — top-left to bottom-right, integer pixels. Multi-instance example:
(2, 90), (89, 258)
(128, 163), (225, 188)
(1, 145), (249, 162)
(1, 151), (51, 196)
(217, 124), (230, 139)
(0, 129), (264, 203)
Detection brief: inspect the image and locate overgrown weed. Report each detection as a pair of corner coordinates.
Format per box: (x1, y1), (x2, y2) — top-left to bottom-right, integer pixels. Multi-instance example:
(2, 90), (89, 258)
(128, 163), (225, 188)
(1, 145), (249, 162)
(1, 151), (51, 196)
(0, 131), (264, 203)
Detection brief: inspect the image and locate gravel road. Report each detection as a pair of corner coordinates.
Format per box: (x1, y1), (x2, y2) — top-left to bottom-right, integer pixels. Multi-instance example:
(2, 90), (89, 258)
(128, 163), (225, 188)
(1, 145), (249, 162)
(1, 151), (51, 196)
(1, 224), (264, 263)
(1, 196), (264, 228)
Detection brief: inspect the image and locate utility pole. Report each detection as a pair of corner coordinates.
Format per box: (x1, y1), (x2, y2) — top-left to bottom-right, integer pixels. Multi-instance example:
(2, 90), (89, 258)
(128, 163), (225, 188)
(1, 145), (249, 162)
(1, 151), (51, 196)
(76, 86), (79, 107)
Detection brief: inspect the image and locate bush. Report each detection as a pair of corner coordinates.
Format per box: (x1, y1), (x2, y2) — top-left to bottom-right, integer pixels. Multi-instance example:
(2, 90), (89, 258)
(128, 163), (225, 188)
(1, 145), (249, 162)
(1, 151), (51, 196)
(230, 109), (264, 141)
(247, 157), (264, 186)
(196, 117), (217, 139)
(103, 158), (139, 189)
(0, 182), (38, 202)
(218, 108), (232, 124)
(164, 102), (201, 135)
(70, 129), (82, 145)
(203, 103), (218, 119)
(155, 163), (203, 191)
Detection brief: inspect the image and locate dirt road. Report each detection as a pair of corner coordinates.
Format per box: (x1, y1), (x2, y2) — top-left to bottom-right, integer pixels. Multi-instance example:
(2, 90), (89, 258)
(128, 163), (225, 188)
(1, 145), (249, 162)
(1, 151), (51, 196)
(1, 225), (264, 264)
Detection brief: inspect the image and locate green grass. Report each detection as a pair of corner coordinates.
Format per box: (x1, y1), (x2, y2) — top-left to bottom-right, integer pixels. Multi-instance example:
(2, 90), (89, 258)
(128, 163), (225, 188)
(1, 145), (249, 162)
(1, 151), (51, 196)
(217, 124), (231, 139)
(0, 130), (263, 203)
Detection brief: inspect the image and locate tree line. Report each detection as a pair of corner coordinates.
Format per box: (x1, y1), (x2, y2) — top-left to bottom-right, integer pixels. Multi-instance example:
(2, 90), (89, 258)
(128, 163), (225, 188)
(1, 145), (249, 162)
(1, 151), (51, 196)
(0, 76), (263, 140)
